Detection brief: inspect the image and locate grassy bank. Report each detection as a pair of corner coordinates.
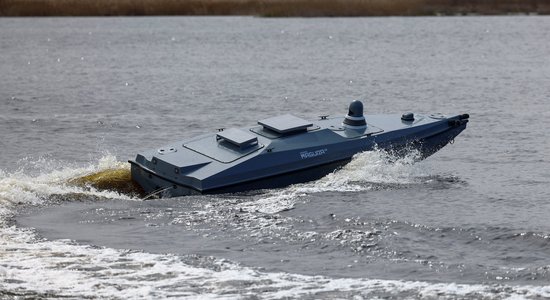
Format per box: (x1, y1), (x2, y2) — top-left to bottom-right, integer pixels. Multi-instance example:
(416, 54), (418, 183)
(1, 0), (549, 17)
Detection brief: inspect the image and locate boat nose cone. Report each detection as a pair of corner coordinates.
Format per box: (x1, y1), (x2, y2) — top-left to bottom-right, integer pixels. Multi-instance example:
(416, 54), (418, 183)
(448, 114), (470, 127)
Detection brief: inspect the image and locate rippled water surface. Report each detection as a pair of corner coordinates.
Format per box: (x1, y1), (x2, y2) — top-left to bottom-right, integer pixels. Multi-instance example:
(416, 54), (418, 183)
(1, 16), (550, 299)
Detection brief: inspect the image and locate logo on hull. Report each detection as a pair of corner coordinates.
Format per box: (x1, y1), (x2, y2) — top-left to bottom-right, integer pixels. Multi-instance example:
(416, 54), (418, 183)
(300, 148), (328, 159)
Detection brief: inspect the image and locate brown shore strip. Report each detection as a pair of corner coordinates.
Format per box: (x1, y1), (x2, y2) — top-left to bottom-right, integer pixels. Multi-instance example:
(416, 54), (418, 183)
(1, 0), (549, 17)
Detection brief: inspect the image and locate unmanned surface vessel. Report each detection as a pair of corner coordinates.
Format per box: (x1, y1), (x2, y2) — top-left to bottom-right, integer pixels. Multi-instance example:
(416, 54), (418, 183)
(129, 100), (469, 197)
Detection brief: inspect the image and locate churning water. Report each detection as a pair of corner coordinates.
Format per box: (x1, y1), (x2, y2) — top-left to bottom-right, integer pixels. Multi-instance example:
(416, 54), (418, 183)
(1, 16), (550, 299)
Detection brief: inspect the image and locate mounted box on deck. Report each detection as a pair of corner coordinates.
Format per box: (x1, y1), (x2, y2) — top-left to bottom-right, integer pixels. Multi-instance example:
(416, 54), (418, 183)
(258, 114), (313, 134)
(216, 128), (258, 149)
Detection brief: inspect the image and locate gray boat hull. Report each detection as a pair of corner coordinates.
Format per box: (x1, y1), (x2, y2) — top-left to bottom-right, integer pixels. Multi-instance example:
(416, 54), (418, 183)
(129, 109), (468, 198)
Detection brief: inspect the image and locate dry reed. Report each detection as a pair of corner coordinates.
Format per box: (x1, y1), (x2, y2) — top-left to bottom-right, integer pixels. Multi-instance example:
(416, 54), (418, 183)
(1, 0), (549, 17)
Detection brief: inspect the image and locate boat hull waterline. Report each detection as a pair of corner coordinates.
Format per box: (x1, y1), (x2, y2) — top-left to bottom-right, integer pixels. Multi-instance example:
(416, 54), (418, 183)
(129, 101), (469, 198)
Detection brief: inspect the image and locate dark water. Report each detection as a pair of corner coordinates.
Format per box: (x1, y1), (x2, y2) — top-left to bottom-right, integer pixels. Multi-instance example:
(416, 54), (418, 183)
(1, 16), (550, 299)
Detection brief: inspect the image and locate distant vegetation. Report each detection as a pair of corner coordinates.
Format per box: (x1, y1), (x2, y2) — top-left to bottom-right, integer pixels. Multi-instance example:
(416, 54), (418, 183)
(1, 0), (549, 17)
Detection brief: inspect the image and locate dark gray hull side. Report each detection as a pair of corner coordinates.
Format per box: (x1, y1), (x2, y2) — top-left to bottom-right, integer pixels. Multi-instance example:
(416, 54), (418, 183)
(130, 158), (351, 197)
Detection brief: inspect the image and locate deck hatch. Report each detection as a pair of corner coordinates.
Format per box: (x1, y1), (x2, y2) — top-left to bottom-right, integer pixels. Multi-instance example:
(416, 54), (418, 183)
(258, 114), (313, 134)
(184, 133), (263, 163)
(216, 128), (258, 149)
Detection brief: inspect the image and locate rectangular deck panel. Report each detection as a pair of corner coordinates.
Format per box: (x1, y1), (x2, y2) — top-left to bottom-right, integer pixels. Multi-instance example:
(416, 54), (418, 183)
(216, 128), (258, 149)
(258, 114), (313, 134)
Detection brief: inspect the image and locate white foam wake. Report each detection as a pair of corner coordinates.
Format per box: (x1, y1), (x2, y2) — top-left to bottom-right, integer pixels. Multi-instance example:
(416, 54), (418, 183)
(0, 155), (135, 217)
(240, 149), (429, 214)
(1, 224), (549, 299)
(320, 148), (428, 187)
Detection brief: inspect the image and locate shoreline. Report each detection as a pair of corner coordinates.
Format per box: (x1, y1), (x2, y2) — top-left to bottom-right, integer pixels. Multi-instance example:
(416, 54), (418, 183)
(1, 0), (550, 17)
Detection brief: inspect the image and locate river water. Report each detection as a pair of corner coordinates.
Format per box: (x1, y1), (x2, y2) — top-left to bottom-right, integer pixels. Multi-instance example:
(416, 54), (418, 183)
(1, 16), (550, 299)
